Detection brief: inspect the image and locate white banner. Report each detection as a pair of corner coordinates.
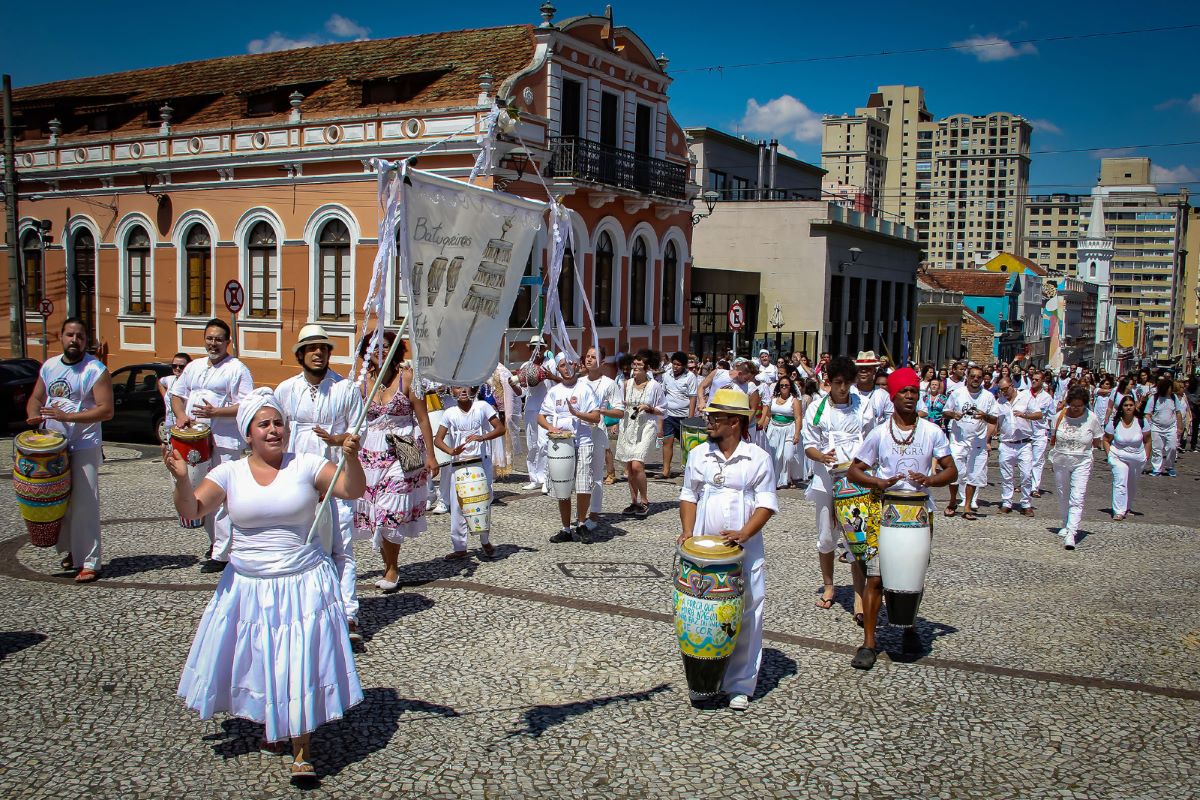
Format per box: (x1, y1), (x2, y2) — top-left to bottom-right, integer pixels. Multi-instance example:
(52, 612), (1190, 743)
(400, 169), (545, 385)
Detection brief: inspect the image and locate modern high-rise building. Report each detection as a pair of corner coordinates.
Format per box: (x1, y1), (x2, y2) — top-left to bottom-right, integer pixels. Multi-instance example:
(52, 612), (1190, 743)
(1023, 193), (1083, 274)
(821, 85), (1032, 269)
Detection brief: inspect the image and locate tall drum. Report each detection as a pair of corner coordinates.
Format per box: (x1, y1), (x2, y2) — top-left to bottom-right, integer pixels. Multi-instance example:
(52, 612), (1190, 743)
(830, 463), (881, 563)
(877, 490), (932, 626)
(546, 432), (577, 500)
(12, 430), (71, 547)
(673, 535), (745, 701)
(680, 417), (708, 466)
(453, 457), (491, 534)
(169, 423), (213, 529)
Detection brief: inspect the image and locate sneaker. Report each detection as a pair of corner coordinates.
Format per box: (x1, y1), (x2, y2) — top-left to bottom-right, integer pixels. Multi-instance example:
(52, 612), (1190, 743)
(571, 525), (593, 545)
(727, 694), (750, 711)
(541, 484), (550, 495)
(520, 481), (540, 491)
(999, 504), (1012, 514)
(1057, 527), (1068, 539)
(549, 527), (573, 544)
(1167, 469), (1177, 477)
(431, 501), (450, 515)
(1020, 507), (1035, 518)
(1063, 532), (1077, 550)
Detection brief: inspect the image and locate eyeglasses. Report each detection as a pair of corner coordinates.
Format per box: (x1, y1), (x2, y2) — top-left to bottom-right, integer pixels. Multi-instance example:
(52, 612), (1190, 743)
(172, 364), (186, 370)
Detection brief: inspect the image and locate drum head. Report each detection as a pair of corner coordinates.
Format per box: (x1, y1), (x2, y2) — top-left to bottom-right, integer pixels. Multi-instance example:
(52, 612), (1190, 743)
(883, 489), (930, 503)
(680, 535), (742, 561)
(170, 422), (211, 441)
(15, 430), (67, 453)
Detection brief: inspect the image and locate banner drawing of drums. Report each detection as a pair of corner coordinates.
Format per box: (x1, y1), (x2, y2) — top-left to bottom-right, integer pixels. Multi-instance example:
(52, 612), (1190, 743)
(426, 409), (454, 469)
(830, 464), (881, 563)
(453, 459), (491, 534)
(13, 430), (71, 547)
(674, 536), (745, 700)
(878, 490), (932, 627)
(170, 424), (213, 529)
(680, 417), (708, 466)
(546, 431), (577, 500)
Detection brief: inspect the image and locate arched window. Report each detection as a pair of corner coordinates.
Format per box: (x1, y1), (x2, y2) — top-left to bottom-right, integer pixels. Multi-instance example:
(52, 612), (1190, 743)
(247, 221), (277, 319)
(184, 225), (211, 317)
(662, 241), (678, 325)
(125, 225), (151, 315)
(72, 229), (96, 338)
(557, 247), (575, 326)
(630, 237), (648, 325)
(317, 219), (351, 322)
(21, 232), (42, 310)
(594, 232), (614, 326)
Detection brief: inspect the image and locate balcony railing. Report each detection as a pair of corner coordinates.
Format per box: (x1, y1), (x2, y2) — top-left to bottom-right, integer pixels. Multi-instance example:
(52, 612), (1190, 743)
(548, 136), (687, 200)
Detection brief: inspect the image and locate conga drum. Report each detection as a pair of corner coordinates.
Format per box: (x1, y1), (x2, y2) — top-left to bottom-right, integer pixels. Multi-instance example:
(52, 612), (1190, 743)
(12, 430), (71, 547)
(426, 409), (454, 469)
(169, 423), (213, 529)
(673, 535), (745, 701)
(452, 457), (490, 534)
(680, 417), (709, 466)
(546, 431), (577, 500)
(877, 490), (932, 626)
(830, 463), (881, 563)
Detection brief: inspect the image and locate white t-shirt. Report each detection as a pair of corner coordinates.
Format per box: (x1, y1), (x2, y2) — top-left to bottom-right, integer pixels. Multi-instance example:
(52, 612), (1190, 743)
(1052, 410), (1103, 458)
(1026, 388), (1056, 434)
(1145, 393), (1184, 430)
(850, 384), (893, 435)
(160, 375), (178, 428)
(169, 355), (255, 449)
(438, 400), (498, 461)
(801, 393), (865, 496)
(38, 354), (108, 452)
(755, 362), (778, 385)
(997, 389), (1036, 442)
(946, 375), (965, 394)
(944, 386), (997, 444)
(704, 369), (732, 405)
(583, 373), (619, 449)
(661, 369), (699, 417)
(540, 381), (599, 443)
(854, 418), (951, 494)
(1106, 417), (1147, 458)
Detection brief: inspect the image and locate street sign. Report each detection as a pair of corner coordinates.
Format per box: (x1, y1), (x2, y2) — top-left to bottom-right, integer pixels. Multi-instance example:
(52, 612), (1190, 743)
(223, 280), (245, 314)
(727, 300), (745, 331)
(38, 298), (54, 316)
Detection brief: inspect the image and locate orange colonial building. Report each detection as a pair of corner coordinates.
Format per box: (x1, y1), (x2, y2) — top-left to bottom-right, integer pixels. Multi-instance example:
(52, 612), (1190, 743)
(2, 6), (696, 385)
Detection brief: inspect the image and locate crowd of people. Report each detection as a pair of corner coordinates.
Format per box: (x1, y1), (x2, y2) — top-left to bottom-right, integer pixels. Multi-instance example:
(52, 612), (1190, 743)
(20, 315), (1197, 776)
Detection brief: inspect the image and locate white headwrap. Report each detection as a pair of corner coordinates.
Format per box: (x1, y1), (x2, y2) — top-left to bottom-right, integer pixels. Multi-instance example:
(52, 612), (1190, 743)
(237, 387), (285, 441)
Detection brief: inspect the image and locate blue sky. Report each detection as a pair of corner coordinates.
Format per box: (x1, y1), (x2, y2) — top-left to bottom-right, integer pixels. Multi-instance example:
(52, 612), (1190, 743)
(4, 1), (1197, 193)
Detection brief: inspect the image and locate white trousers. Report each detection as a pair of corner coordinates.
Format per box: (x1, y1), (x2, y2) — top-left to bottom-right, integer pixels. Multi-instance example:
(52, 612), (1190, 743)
(1031, 433), (1049, 492)
(998, 440), (1034, 508)
(438, 465), (452, 507)
(1052, 455), (1092, 536)
(450, 460), (492, 552)
(1149, 426), (1178, 474)
(811, 492), (837, 554)
(524, 417), (547, 484)
(589, 440), (607, 514)
(722, 532), (764, 698)
(57, 447), (102, 571)
(951, 438), (988, 488)
(316, 497), (359, 623)
(205, 446), (239, 561)
(1108, 449), (1145, 517)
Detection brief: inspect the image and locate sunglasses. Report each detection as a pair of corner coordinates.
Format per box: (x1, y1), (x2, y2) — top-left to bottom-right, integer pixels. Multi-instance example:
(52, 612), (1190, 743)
(172, 364), (187, 370)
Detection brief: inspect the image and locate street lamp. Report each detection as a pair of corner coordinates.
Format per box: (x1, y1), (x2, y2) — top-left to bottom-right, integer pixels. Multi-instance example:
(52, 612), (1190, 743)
(692, 190), (719, 225)
(137, 166), (167, 204)
(837, 246), (863, 273)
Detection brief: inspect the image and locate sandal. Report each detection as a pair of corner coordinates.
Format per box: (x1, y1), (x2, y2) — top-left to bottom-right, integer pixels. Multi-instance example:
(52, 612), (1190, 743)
(962, 511), (978, 521)
(621, 503), (639, 515)
(60, 555), (73, 570)
(944, 505), (957, 518)
(603, 474), (616, 486)
(74, 569), (100, 584)
(635, 503), (651, 519)
(854, 612), (865, 628)
(289, 759), (317, 781)
(815, 592), (834, 610)
(850, 646), (877, 670)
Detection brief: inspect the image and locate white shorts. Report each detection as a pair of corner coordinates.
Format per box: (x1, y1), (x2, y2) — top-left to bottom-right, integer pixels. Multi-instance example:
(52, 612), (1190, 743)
(951, 438), (988, 487)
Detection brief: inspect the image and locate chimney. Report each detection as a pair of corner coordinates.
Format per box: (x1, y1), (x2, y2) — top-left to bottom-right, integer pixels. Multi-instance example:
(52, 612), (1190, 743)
(768, 139), (779, 197)
(756, 140), (766, 200)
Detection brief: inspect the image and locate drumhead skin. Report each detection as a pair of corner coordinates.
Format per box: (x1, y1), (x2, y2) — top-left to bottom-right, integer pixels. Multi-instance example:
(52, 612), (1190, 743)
(883, 489), (930, 503)
(15, 430), (68, 453)
(679, 535), (744, 566)
(170, 423), (212, 441)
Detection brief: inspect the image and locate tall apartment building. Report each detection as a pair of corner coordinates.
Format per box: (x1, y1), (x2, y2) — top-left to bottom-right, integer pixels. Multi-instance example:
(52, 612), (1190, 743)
(1023, 193), (1083, 275)
(822, 85), (1032, 269)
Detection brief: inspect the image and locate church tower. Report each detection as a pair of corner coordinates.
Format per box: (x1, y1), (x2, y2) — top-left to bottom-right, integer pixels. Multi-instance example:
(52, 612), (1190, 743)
(1078, 191), (1115, 365)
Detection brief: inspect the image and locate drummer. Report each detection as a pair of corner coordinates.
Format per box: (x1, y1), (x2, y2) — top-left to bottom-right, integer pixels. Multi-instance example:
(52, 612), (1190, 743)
(678, 387), (777, 711)
(170, 318), (254, 571)
(538, 358), (602, 544)
(25, 317), (114, 583)
(433, 385), (506, 560)
(275, 324), (365, 643)
(847, 367), (957, 669)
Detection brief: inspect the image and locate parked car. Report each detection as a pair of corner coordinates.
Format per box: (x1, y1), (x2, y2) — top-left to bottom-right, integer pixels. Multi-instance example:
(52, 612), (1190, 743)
(106, 363), (175, 443)
(0, 358), (41, 432)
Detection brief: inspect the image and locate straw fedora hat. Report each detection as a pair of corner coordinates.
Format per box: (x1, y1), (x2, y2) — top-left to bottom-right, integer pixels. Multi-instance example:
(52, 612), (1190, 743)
(701, 387), (753, 417)
(855, 350), (882, 367)
(293, 323), (335, 354)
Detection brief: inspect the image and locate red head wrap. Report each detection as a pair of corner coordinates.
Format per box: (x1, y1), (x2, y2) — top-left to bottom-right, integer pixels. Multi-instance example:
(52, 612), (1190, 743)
(887, 367), (920, 400)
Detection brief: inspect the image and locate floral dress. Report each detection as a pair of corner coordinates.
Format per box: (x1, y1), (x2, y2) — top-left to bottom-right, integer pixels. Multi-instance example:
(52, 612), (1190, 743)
(355, 386), (429, 548)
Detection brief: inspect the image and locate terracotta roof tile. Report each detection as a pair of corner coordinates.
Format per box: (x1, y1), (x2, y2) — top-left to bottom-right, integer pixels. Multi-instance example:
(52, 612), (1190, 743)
(923, 269), (1009, 298)
(962, 307), (995, 331)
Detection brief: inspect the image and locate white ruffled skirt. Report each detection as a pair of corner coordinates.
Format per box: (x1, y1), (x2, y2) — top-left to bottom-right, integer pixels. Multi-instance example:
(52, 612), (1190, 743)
(177, 559), (364, 742)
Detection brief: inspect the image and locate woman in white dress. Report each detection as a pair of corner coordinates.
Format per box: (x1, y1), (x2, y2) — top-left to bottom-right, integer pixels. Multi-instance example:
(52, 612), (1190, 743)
(1104, 394), (1151, 521)
(616, 351), (665, 518)
(354, 331), (439, 591)
(759, 375), (803, 489)
(1049, 385), (1106, 550)
(169, 388), (365, 781)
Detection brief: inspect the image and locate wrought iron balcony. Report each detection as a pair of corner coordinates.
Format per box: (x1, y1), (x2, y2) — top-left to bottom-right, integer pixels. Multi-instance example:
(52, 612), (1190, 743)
(548, 136), (687, 200)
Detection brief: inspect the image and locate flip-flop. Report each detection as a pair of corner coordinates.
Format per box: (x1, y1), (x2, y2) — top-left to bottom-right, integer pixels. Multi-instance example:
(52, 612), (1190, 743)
(815, 594), (834, 610)
(851, 646), (877, 670)
(963, 511), (978, 521)
(854, 612), (865, 628)
(944, 505), (957, 517)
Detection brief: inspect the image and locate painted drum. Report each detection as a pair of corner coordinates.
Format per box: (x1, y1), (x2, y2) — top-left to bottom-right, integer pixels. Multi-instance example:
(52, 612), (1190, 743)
(13, 430), (71, 547)
(546, 432), (577, 500)
(170, 423), (213, 529)
(453, 459), (490, 534)
(425, 409), (454, 468)
(680, 417), (709, 466)
(877, 490), (932, 627)
(673, 535), (746, 701)
(830, 463), (881, 563)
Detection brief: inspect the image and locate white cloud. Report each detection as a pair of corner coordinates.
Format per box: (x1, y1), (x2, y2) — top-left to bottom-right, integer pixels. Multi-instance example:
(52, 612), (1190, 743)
(777, 143), (799, 158)
(740, 95), (824, 144)
(1029, 118), (1062, 135)
(1091, 147), (1138, 160)
(326, 14), (370, 39)
(951, 34), (1037, 62)
(1190, 93), (1200, 113)
(247, 32), (324, 54)
(1150, 164), (1198, 184)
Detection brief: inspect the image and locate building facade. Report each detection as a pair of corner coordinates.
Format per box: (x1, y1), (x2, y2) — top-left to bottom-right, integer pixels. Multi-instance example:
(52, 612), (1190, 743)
(3, 8), (696, 384)
(914, 277), (964, 367)
(1023, 193), (1084, 275)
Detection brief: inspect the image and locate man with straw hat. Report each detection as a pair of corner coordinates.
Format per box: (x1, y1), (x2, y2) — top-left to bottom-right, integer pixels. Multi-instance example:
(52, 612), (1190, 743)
(677, 387), (778, 711)
(510, 334), (557, 493)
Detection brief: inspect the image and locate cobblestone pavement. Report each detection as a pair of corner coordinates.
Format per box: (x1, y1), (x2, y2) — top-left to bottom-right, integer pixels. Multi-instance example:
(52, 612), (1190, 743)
(1, 441), (1198, 798)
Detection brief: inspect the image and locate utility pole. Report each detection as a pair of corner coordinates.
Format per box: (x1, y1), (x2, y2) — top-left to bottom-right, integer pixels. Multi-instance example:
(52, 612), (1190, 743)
(3, 74), (26, 358)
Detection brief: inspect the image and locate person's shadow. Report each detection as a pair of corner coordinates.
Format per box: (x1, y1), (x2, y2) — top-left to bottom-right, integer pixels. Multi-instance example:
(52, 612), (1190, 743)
(503, 683), (670, 739)
(356, 593), (435, 641)
(882, 618), (959, 663)
(753, 648), (797, 701)
(99, 554), (200, 579)
(583, 520), (630, 544)
(0, 630), (47, 661)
